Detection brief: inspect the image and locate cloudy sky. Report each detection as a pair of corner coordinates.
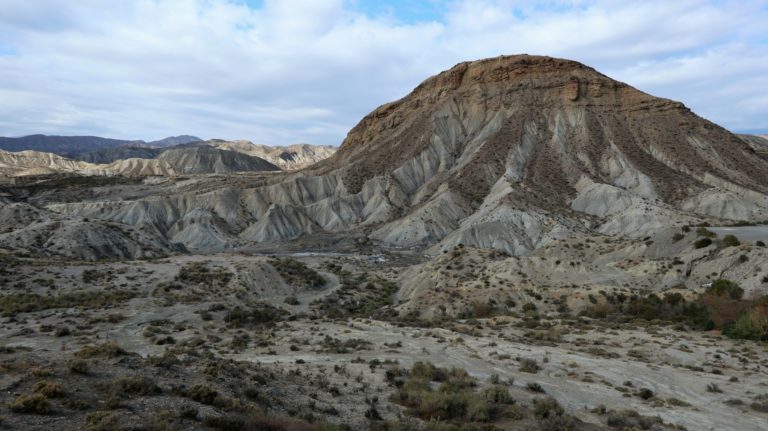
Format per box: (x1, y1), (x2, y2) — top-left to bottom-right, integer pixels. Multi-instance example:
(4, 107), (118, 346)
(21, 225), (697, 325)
(0, 0), (766, 145)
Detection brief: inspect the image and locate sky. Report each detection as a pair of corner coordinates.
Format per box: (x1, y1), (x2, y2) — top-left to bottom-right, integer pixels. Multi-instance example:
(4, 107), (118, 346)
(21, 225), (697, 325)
(0, 0), (766, 145)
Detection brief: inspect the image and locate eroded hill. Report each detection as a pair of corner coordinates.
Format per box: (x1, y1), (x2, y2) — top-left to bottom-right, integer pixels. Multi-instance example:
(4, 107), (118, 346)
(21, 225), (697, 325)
(5, 55), (764, 259)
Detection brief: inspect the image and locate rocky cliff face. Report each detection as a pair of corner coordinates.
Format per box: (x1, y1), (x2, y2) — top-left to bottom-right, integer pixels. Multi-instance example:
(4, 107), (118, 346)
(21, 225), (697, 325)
(6, 55), (768, 258)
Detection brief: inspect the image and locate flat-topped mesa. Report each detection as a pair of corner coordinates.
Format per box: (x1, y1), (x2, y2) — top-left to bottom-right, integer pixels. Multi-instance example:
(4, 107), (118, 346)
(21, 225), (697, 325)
(339, 55), (682, 150)
(321, 54), (763, 202)
(415, 55), (614, 96)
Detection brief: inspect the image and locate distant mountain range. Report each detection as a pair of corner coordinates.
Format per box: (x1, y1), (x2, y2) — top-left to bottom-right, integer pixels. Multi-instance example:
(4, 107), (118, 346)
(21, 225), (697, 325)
(0, 134), (336, 177)
(0, 145), (280, 178)
(148, 135), (203, 148)
(0, 134), (202, 157)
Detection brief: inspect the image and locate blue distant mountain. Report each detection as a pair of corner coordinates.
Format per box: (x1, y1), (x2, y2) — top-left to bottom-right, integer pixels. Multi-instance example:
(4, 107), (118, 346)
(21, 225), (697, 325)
(0, 134), (202, 157)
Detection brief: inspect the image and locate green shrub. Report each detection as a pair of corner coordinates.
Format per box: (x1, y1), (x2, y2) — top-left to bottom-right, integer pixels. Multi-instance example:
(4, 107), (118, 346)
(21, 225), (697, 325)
(82, 269), (109, 284)
(318, 336), (371, 354)
(187, 384), (219, 405)
(723, 235), (740, 247)
(412, 391), (471, 420)
(637, 388), (655, 400)
(751, 399), (768, 413)
(84, 411), (118, 431)
(465, 398), (493, 422)
(202, 415), (245, 430)
(175, 262), (232, 288)
(581, 291), (714, 330)
(723, 309), (768, 341)
(269, 258), (325, 289)
(114, 376), (161, 396)
(392, 362), (514, 424)
(284, 296), (300, 305)
(482, 386), (514, 404)
(694, 238), (713, 249)
(696, 227), (716, 237)
(0, 291), (134, 316)
(582, 303), (615, 319)
(706, 383), (722, 393)
(666, 397), (691, 407)
(224, 303), (284, 328)
(519, 358), (540, 374)
(64, 399), (91, 410)
(410, 361), (444, 381)
(706, 279), (744, 300)
(68, 359), (89, 375)
(697, 280), (768, 341)
(533, 397), (563, 419)
(312, 272), (397, 318)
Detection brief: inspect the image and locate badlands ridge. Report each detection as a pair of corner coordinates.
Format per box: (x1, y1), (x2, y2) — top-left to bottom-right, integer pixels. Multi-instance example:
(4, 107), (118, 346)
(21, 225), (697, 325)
(2, 55), (766, 259)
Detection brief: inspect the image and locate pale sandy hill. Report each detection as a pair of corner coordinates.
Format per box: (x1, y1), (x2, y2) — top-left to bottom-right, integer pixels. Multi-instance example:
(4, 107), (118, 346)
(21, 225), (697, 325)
(209, 140), (336, 170)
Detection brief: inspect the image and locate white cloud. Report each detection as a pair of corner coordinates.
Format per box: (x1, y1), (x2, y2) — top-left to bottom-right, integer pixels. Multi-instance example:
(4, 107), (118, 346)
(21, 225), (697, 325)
(0, 0), (766, 143)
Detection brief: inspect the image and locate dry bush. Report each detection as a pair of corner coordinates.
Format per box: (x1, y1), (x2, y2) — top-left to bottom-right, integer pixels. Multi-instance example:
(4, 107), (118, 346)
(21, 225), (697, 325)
(9, 393), (51, 414)
(75, 341), (126, 359)
(34, 381), (64, 398)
